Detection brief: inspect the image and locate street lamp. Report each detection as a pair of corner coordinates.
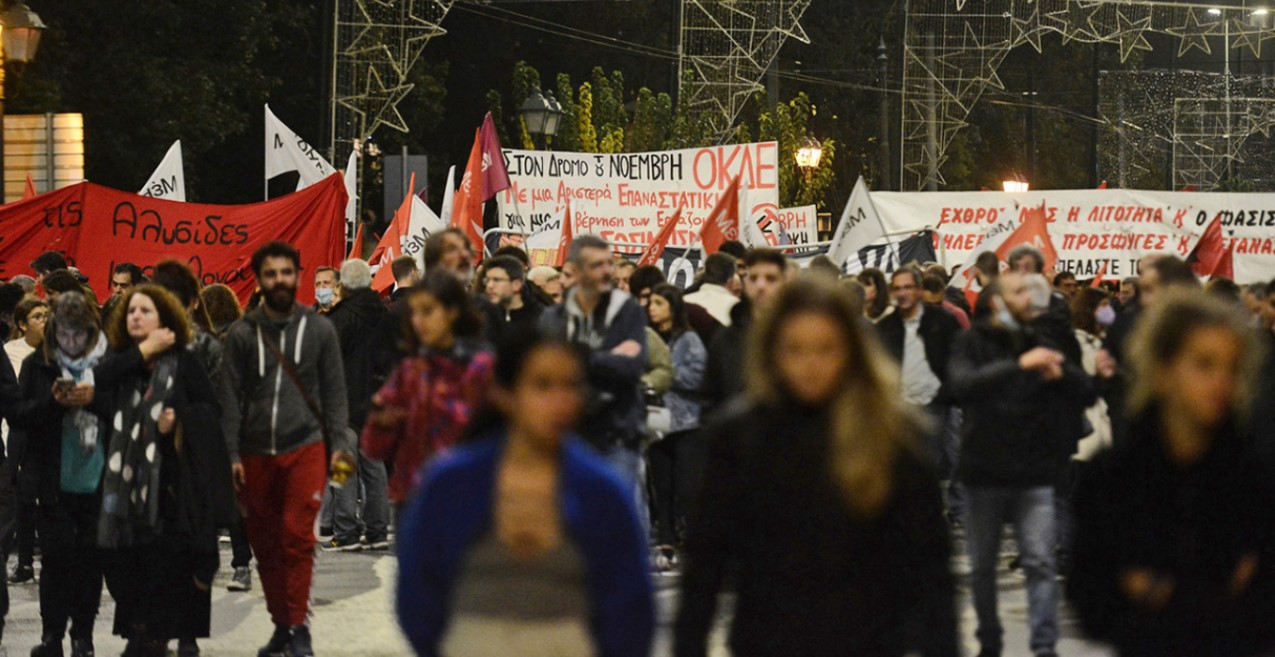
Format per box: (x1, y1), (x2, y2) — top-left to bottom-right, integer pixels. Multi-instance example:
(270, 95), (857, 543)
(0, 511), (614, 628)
(795, 134), (823, 172)
(0, 1), (46, 201)
(1, 2), (45, 63)
(1002, 176), (1030, 193)
(519, 87), (565, 149)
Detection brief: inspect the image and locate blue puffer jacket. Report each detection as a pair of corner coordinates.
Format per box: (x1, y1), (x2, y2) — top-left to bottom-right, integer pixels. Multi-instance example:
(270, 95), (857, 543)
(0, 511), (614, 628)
(396, 432), (655, 657)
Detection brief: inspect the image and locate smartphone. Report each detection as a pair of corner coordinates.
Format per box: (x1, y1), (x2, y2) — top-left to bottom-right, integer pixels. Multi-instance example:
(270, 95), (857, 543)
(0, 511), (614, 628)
(54, 377), (75, 392)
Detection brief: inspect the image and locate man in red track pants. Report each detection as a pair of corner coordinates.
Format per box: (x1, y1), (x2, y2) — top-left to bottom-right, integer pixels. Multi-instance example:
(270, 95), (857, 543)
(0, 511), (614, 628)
(219, 242), (353, 657)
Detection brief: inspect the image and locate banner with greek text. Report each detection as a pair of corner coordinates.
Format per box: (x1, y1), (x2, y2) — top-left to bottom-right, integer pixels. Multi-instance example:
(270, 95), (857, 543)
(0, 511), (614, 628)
(870, 189), (1275, 284)
(265, 104), (336, 193)
(0, 174), (347, 304)
(139, 140), (186, 202)
(497, 142), (780, 253)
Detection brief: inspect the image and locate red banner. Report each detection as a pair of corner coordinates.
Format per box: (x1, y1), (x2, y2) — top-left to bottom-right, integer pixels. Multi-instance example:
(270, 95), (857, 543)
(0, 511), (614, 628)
(0, 174), (347, 305)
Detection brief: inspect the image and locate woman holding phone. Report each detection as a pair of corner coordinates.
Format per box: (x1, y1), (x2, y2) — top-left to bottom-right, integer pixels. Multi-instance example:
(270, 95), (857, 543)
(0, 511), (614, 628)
(10, 292), (174, 657)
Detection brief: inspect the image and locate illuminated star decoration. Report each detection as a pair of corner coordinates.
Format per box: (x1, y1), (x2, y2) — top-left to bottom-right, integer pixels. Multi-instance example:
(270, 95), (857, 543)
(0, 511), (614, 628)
(1230, 17), (1267, 58)
(1045, 0), (1105, 44)
(1247, 102), (1275, 138)
(1115, 9), (1154, 63)
(1010, 1), (1044, 53)
(1166, 8), (1219, 57)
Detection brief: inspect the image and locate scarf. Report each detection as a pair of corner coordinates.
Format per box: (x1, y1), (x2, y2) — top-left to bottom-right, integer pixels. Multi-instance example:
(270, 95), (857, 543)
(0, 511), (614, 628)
(54, 332), (108, 455)
(98, 352), (179, 549)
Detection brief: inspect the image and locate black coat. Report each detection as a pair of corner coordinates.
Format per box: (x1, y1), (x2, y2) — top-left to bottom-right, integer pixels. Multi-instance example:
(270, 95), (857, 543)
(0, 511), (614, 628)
(701, 299), (752, 417)
(675, 401), (958, 657)
(1068, 412), (1275, 657)
(875, 304), (961, 402)
(947, 320), (1096, 487)
(327, 287), (390, 430)
(10, 343), (148, 506)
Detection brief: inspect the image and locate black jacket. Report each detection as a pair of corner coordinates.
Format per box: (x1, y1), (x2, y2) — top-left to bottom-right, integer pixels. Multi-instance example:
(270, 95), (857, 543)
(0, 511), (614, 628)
(675, 401), (957, 657)
(11, 343), (148, 505)
(875, 304), (961, 402)
(0, 355), (18, 469)
(327, 287), (390, 430)
(701, 299), (752, 416)
(487, 295), (545, 346)
(539, 289), (648, 449)
(1068, 412), (1275, 657)
(947, 320), (1096, 487)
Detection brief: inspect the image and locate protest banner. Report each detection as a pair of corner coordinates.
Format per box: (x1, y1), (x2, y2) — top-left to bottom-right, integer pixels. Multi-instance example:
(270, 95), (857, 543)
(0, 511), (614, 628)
(870, 189), (1275, 284)
(760, 204), (819, 250)
(496, 142), (780, 254)
(0, 174), (347, 304)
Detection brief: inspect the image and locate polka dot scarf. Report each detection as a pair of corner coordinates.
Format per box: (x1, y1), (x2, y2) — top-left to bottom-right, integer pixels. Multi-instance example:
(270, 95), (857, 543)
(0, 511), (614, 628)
(98, 352), (178, 549)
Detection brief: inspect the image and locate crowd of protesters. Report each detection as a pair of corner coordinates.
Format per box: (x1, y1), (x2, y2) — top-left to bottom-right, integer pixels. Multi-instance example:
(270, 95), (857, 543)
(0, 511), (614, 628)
(0, 233), (1271, 657)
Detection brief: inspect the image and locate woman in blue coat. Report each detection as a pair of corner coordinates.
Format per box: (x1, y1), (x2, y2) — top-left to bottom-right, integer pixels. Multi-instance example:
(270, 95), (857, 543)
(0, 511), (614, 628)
(396, 332), (654, 657)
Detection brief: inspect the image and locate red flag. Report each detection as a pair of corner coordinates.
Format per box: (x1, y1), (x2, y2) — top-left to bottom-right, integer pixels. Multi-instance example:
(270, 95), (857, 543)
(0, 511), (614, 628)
(370, 172), (416, 293)
(1096, 181), (1108, 189)
(553, 203), (574, 268)
(1188, 215), (1233, 280)
(22, 175), (36, 200)
(1180, 185), (1197, 192)
(347, 223), (365, 261)
(451, 129), (485, 263)
(1090, 260), (1108, 288)
(994, 202), (1058, 271)
(479, 112), (511, 201)
(637, 206), (684, 267)
(698, 176), (741, 255)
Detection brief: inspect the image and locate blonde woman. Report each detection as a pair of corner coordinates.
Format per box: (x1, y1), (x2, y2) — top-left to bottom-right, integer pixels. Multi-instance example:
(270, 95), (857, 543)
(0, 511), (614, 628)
(1069, 290), (1275, 657)
(674, 278), (957, 657)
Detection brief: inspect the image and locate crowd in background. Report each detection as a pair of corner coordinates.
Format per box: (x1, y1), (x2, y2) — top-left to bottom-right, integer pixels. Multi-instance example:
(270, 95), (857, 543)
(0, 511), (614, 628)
(0, 232), (1273, 657)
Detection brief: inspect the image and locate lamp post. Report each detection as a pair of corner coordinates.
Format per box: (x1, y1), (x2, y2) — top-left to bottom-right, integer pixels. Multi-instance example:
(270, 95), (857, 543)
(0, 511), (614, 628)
(519, 87), (565, 150)
(0, 2), (45, 201)
(794, 134), (822, 204)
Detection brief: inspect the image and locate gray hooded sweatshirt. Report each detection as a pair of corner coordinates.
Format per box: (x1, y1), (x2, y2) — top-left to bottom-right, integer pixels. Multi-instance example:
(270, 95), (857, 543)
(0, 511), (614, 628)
(218, 304), (352, 462)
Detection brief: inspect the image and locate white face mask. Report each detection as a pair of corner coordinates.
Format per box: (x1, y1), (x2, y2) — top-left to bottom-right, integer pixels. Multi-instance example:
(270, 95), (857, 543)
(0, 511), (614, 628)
(315, 288), (335, 307)
(1095, 304), (1117, 327)
(994, 298), (1020, 331)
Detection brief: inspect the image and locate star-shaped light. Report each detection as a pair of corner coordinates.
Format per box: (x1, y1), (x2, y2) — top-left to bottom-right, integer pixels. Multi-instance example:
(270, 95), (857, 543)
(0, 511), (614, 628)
(1166, 8), (1220, 57)
(1011, 2), (1044, 53)
(1230, 17), (1267, 58)
(1113, 10), (1153, 63)
(1044, 0), (1105, 44)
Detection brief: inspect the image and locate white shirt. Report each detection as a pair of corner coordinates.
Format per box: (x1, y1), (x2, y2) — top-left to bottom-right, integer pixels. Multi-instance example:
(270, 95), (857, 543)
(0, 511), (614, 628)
(683, 283), (739, 328)
(900, 306), (942, 406)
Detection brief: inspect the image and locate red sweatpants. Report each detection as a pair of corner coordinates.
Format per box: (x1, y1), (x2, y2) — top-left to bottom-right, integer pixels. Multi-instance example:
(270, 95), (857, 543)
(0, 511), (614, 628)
(239, 441), (327, 627)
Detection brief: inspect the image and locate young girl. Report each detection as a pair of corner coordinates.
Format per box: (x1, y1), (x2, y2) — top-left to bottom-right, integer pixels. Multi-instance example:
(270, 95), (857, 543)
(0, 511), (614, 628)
(675, 277), (957, 657)
(362, 270), (495, 508)
(1069, 290), (1275, 657)
(396, 332), (654, 657)
(645, 284), (706, 571)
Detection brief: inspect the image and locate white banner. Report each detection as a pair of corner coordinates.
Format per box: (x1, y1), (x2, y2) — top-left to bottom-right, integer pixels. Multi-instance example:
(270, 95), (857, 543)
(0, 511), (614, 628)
(761, 205), (819, 249)
(870, 189), (1275, 284)
(402, 194), (447, 263)
(496, 142), (780, 253)
(139, 140), (186, 202)
(264, 104), (335, 193)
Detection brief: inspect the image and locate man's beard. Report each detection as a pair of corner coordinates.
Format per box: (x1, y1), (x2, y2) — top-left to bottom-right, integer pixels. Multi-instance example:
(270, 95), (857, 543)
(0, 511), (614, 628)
(264, 283), (297, 312)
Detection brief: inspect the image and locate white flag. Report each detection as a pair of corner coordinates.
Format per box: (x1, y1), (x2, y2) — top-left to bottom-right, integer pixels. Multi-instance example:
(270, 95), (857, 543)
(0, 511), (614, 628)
(402, 194), (448, 265)
(439, 165), (456, 224)
(343, 151), (358, 243)
(139, 140), (186, 202)
(829, 176), (890, 266)
(264, 104), (335, 193)
(737, 180), (770, 248)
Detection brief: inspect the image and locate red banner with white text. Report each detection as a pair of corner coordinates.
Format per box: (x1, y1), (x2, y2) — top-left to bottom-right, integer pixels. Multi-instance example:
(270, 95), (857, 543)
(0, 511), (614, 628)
(0, 174), (347, 305)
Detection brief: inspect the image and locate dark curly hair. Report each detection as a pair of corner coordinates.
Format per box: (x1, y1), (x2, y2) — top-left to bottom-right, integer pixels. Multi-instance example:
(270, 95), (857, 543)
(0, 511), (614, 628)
(105, 284), (192, 351)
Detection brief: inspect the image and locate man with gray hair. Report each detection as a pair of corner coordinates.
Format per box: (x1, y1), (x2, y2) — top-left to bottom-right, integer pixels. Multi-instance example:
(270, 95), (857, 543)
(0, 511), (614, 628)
(321, 258), (391, 551)
(538, 235), (649, 527)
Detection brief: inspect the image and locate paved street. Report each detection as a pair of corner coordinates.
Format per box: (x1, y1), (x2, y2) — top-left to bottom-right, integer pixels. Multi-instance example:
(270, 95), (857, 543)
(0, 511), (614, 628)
(0, 540), (1117, 657)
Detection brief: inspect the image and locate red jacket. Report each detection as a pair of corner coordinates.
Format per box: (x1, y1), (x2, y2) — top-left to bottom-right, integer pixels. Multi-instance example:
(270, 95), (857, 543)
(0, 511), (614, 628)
(361, 343), (495, 503)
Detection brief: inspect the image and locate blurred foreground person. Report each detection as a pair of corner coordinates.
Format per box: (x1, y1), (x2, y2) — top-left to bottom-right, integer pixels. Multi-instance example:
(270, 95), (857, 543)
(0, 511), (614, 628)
(396, 333), (654, 657)
(1069, 290), (1275, 657)
(676, 278), (957, 657)
(362, 270), (495, 511)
